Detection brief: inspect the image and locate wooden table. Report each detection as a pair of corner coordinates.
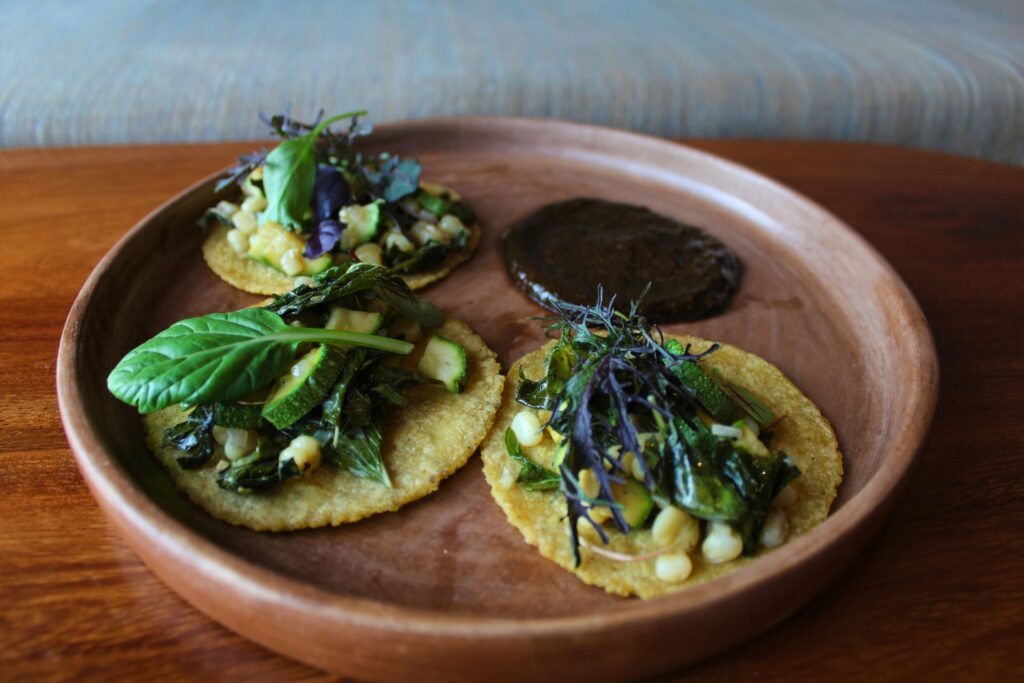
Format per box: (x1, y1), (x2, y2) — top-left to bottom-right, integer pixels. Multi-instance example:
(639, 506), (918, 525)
(2, 141), (1021, 681)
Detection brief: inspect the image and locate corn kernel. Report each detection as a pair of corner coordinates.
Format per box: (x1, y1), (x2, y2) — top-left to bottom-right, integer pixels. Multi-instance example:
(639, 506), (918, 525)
(280, 248), (305, 276)
(241, 195), (267, 213)
(702, 522), (743, 563)
(511, 410), (544, 447)
(226, 229), (250, 254)
(354, 242), (384, 265)
(232, 210), (257, 233)
(655, 552), (693, 583)
(760, 509), (790, 548)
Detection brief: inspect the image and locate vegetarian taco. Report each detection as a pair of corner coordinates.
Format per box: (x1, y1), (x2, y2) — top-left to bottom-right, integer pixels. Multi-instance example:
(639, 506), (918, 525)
(108, 263), (503, 530)
(203, 110), (480, 296)
(480, 290), (842, 598)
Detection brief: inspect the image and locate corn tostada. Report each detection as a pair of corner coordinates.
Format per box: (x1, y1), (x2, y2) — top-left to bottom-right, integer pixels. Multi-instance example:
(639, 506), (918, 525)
(108, 263), (503, 530)
(480, 290), (842, 598)
(202, 110), (480, 295)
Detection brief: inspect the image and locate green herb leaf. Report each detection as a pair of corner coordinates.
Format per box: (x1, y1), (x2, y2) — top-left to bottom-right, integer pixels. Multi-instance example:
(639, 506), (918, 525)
(515, 338), (576, 410)
(365, 155), (421, 202)
(505, 428), (561, 491)
(329, 420), (390, 486)
(261, 136), (317, 229)
(264, 262), (443, 327)
(262, 110), (366, 230)
(107, 307), (413, 414)
(667, 419), (748, 522)
(217, 442), (293, 492)
(321, 349), (368, 428)
(712, 368), (776, 428)
(161, 404), (215, 469)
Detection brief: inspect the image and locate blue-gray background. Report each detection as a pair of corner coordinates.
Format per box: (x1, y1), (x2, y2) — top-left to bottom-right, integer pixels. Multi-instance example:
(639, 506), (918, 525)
(3, 0), (1022, 163)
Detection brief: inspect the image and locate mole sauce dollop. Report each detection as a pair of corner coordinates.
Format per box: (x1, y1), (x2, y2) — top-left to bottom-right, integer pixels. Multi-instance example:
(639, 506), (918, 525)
(502, 198), (743, 322)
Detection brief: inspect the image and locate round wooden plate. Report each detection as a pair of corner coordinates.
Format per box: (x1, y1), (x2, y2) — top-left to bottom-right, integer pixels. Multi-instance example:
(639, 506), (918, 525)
(57, 118), (938, 682)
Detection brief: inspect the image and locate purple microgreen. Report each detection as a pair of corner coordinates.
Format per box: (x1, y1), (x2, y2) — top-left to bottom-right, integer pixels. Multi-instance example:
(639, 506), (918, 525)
(313, 164), (350, 222)
(215, 148), (268, 192)
(304, 219), (344, 258)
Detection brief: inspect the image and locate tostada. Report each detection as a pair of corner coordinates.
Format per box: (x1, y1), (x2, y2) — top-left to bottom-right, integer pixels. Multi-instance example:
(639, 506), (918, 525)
(480, 289), (842, 598)
(108, 263), (503, 530)
(203, 109), (480, 295)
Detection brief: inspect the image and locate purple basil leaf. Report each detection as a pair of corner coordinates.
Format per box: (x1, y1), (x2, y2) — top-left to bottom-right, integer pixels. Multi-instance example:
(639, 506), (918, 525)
(313, 164), (350, 221)
(304, 219), (343, 258)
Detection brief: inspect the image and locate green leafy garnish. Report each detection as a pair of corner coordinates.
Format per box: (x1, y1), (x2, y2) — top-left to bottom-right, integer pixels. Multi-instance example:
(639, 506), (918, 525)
(364, 155), (421, 202)
(504, 428), (560, 491)
(263, 262), (443, 327)
(330, 422), (388, 486)
(262, 110), (366, 229)
(217, 443), (290, 492)
(161, 404), (215, 469)
(107, 307), (412, 414)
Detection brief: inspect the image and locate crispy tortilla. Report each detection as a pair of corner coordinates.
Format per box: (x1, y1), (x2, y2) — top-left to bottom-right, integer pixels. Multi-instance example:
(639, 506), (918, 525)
(202, 222), (481, 296)
(144, 317), (503, 531)
(480, 335), (842, 599)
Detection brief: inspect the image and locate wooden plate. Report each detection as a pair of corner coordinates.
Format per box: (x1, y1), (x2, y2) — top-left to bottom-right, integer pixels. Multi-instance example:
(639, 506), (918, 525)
(57, 118), (938, 682)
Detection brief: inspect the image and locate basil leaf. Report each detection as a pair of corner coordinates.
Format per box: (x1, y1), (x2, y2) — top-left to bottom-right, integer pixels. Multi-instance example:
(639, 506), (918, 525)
(262, 111), (366, 230)
(107, 307), (413, 414)
(505, 428), (560, 491)
(262, 135), (318, 229)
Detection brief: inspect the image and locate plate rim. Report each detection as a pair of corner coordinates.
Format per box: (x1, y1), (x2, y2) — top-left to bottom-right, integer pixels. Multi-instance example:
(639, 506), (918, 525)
(57, 115), (939, 665)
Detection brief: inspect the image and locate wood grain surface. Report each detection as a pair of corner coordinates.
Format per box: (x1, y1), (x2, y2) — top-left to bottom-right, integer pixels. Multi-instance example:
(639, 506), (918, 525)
(1, 140), (1021, 681)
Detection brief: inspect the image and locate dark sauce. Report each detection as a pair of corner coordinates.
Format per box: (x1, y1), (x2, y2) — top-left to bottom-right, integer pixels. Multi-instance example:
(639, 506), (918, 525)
(503, 198), (743, 323)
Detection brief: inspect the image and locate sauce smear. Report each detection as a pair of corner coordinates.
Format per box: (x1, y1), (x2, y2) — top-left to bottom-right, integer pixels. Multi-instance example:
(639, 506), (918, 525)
(503, 198), (743, 322)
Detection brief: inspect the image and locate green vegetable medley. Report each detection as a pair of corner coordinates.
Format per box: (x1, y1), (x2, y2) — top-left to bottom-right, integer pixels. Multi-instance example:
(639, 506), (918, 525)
(108, 263), (465, 493)
(206, 109), (476, 278)
(506, 288), (800, 565)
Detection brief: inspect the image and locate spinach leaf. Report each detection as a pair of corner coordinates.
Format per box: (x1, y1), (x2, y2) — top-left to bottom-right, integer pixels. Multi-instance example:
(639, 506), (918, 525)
(161, 404), (215, 469)
(263, 262), (443, 326)
(505, 428), (560, 491)
(262, 110), (366, 230)
(366, 364), (439, 406)
(364, 155), (421, 202)
(107, 307), (413, 414)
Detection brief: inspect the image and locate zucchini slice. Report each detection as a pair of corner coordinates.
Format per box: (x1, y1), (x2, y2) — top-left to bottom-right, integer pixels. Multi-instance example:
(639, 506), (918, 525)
(417, 334), (467, 393)
(325, 306), (384, 335)
(261, 344), (347, 429)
